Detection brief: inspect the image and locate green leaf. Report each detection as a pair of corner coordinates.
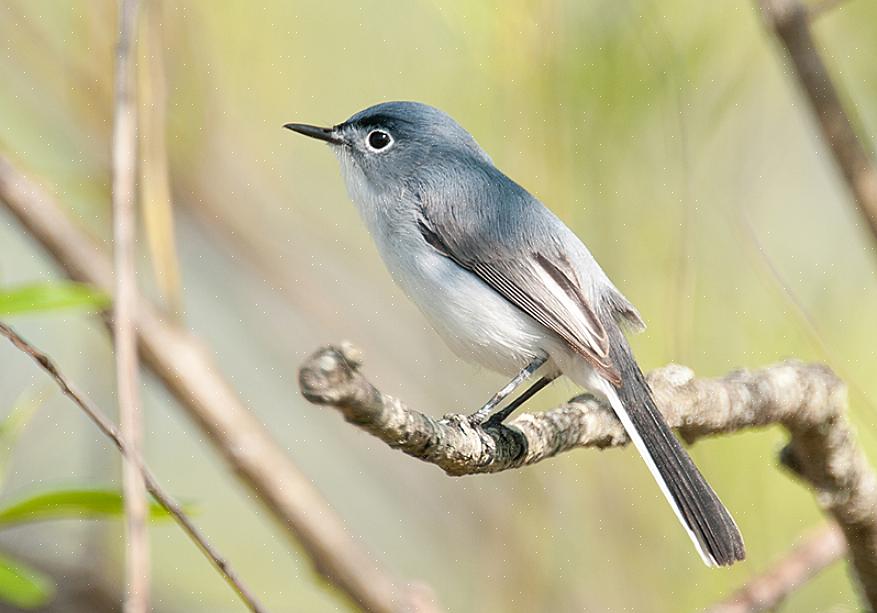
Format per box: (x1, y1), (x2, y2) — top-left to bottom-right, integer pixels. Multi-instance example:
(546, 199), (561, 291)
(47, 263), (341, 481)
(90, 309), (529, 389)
(0, 282), (110, 315)
(0, 489), (172, 527)
(0, 552), (54, 609)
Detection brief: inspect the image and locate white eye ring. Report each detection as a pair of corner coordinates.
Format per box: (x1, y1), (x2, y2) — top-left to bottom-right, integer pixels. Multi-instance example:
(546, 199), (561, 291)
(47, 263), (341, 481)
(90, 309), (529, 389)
(366, 129), (394, 152)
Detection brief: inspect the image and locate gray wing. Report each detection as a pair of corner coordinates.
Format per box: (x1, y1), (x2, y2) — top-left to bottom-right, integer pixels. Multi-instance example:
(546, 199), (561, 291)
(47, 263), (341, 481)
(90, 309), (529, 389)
(414, 174), (622, 385)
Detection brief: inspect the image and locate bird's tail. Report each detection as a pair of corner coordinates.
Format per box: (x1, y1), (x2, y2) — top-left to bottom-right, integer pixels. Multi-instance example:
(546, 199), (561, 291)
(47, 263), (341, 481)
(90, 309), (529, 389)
(597, 324), (745, 566)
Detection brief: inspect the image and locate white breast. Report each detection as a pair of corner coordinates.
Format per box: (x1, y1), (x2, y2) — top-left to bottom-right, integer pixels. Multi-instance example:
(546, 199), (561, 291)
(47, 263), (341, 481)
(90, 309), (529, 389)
(337, 153), (550, 376)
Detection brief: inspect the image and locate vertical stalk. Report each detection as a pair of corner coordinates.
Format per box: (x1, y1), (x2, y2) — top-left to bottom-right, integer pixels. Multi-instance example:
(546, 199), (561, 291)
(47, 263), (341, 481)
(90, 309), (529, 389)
(111, 1), (148, 611)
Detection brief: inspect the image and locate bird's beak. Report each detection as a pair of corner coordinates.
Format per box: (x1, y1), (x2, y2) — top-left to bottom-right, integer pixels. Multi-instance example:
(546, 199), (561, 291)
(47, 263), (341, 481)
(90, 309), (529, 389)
(283, 123), (344, 145)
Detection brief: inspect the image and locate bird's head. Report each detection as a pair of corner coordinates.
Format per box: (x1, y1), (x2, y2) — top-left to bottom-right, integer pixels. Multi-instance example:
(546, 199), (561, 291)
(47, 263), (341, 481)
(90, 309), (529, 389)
(285, 101), (492, 193)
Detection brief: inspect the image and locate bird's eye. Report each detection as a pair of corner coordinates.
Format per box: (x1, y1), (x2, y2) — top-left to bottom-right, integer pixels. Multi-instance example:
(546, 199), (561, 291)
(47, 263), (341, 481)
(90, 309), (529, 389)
(366, 130), (393, 151)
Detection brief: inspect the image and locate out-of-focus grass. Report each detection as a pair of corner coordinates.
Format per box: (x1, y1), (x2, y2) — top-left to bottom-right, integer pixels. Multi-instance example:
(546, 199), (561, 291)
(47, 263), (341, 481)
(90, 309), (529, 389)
(139, 0), (183, 317)
(0, 0), (875, 611)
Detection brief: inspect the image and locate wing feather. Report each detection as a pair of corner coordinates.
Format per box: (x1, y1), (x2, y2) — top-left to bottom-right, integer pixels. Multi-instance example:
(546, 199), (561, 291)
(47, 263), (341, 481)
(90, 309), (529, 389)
(417, 216), (620, 384)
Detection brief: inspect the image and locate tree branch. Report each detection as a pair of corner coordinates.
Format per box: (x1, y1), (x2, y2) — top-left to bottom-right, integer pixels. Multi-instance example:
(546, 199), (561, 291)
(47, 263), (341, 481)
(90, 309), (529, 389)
(299, 344), (877, 609)
(0, 321), (267, 613)
(0, 156), (426, 612)
(758, 0), (877, 247)
(704, 523), (846, 613)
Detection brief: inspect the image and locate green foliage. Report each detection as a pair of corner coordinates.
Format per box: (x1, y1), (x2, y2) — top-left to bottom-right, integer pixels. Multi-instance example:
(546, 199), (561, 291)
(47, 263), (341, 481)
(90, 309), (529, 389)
(0, 489), (171, 527)
(0, 282), (109, 315)
(0, 553), (54, 610)
(0, 488), (173, 609)
(0, 398), (174, 611)
(0, 287), (168, 610)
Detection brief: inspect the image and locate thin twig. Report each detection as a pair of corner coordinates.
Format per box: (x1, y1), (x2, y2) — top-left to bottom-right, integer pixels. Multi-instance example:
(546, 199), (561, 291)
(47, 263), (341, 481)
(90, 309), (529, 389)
(758, 0), (877, 247)
(299, 344), (877, 610)
(0, 321), (267, 613)
(739, 205), (877, 421)
(0, 155), (429, 613)
(111, 1), (148, 611)
(704, 524), (846, 613)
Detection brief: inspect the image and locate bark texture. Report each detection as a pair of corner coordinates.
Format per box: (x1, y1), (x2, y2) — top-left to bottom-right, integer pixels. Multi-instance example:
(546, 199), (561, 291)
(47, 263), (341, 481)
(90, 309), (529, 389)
(300, 344), (877, 609)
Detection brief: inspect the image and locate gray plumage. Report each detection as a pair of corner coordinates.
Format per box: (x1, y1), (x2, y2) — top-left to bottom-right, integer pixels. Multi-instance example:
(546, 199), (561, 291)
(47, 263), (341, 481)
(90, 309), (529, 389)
(285, 101), (745, 566)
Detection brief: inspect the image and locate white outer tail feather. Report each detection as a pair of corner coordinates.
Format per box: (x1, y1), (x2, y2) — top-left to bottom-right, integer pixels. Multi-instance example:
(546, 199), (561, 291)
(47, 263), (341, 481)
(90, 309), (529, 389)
(597, 380), (717, 567)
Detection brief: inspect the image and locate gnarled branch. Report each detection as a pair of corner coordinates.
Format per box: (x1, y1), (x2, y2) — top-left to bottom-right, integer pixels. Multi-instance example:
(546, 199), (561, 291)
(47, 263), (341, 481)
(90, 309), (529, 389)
(300, 344), (877, 610)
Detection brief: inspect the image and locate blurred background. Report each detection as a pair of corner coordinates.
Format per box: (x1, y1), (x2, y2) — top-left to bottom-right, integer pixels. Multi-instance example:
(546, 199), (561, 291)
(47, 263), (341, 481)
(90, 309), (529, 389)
(1, 0), (876, 611)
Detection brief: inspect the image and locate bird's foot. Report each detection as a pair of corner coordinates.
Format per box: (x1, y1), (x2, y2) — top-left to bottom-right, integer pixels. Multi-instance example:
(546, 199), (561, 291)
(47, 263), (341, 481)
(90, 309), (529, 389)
(467, 376), (556, 428)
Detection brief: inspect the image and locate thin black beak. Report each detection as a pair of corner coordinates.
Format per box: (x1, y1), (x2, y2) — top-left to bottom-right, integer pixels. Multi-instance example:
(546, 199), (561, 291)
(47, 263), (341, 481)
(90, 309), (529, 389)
(283, 123), (343, 145)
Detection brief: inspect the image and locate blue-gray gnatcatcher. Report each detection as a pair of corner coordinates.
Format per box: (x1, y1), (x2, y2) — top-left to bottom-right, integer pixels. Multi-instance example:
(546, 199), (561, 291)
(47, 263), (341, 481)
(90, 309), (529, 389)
(285, 101), (745, 566)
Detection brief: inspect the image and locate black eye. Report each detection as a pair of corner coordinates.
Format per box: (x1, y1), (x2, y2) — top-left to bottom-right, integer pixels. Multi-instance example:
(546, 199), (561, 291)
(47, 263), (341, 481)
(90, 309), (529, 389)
(367, 130), (392, 151)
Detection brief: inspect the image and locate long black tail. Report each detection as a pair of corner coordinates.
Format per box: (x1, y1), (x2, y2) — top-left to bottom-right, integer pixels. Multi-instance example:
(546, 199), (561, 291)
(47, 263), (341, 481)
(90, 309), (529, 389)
(602, 322), (745, 566)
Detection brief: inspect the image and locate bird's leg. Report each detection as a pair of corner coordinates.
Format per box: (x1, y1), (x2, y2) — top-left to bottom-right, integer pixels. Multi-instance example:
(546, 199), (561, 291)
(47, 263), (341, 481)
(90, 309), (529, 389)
(484, 375), (558, 427)
(468, 355), (547, 425)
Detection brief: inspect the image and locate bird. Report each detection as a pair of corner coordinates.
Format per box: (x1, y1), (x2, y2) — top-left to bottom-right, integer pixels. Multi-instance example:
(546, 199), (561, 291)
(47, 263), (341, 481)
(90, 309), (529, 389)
(285, 101), (745, 566)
